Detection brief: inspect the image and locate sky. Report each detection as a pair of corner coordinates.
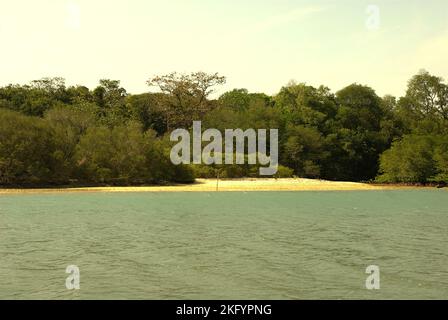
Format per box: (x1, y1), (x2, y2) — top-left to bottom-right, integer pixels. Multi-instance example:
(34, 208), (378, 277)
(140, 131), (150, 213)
(0, 0), (447, 97)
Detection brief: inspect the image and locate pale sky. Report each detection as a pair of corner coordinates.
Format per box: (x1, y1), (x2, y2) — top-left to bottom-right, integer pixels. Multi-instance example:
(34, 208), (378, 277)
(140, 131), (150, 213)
(0, 0), (447, 97)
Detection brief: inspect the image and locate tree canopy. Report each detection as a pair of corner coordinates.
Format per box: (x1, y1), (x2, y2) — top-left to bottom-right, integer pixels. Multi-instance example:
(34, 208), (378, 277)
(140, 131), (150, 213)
(0, 70), (447, 186)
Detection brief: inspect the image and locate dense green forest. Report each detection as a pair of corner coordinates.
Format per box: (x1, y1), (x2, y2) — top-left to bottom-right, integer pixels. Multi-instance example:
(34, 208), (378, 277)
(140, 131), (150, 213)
(0, 70), (447, 187)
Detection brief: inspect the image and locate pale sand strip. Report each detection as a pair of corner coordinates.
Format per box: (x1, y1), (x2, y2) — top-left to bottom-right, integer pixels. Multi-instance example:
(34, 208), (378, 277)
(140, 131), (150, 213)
(0, 178), (431, 194)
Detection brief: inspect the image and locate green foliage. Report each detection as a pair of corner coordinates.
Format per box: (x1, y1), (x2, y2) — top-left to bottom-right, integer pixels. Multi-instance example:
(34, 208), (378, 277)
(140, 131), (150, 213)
(283, 125), (326, 178)
(126, 93), (168, 134)
(191, 164), (216, 178)
(218, 89), (252, 111)
(336, 84), (383, 131)
(376, 71), (448, 184)
(432, 139), (448, 183)
(44, 106), (97, 182)
(0, 109), (59, 185)
(273, 165), (294, 178)
(377, 135), (436, 183)
(275, 82), (337, 130)
(75, 122), (152, 184)
(0, 70), (447, 186)
(396, 70), (448, 135)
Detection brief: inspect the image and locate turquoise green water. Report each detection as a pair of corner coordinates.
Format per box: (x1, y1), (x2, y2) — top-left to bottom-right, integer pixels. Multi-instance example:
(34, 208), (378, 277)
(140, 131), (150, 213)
(0, 190), (447, 299)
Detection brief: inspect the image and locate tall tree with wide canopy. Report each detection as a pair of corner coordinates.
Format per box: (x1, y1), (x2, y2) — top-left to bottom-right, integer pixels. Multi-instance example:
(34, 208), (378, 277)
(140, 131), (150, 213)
(147, 72), (226, 130)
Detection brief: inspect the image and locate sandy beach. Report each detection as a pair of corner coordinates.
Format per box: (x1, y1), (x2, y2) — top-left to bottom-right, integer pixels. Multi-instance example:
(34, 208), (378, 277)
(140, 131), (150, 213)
(0, 178), (432, 194)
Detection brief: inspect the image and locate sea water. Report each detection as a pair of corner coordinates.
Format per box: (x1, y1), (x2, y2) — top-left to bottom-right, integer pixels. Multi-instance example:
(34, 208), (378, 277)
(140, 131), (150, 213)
(0, 190), (447, 299)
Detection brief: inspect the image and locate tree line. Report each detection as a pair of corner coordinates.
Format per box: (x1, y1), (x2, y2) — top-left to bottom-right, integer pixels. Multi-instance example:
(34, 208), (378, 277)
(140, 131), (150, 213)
(0, 70), (447, 186)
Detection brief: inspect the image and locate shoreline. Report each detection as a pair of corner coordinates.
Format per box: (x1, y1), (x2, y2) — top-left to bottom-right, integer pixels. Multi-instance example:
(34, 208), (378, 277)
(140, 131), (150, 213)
(0, 178), (438, 194)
